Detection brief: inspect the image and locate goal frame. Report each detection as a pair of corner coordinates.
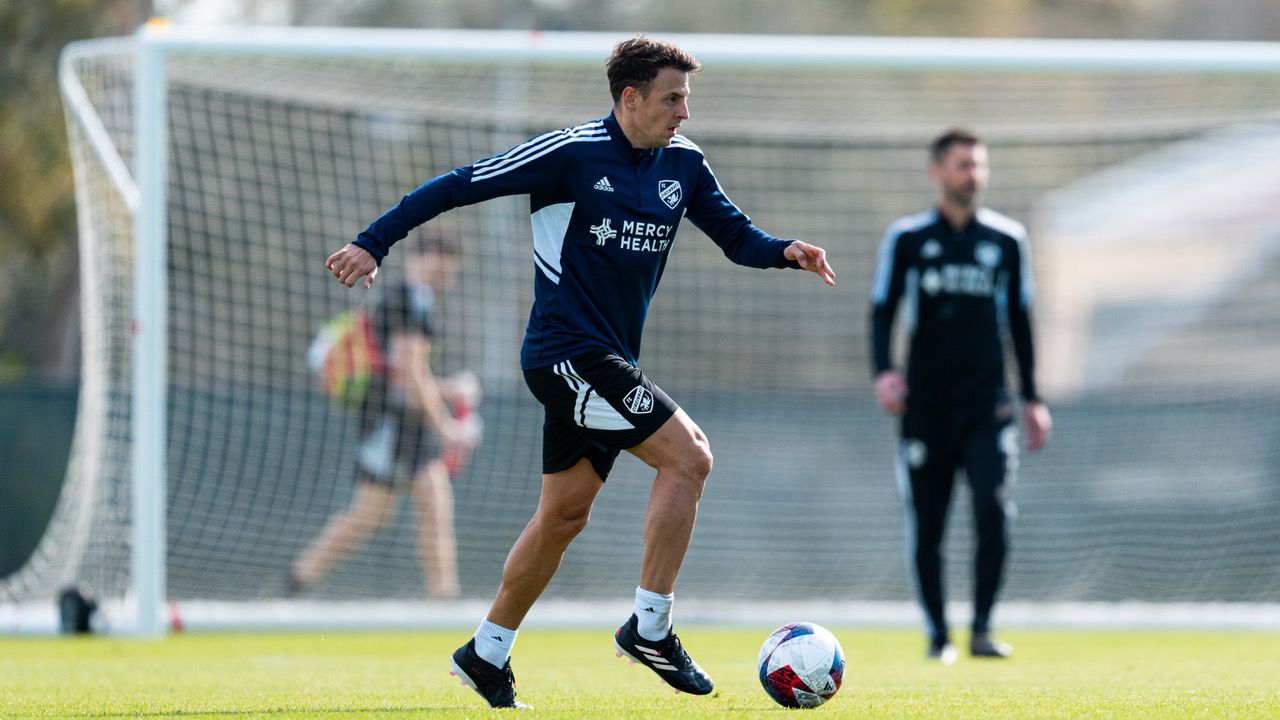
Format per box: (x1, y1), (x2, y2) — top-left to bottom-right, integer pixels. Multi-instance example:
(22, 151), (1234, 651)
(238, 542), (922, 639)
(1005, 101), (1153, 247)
(67, 22), (1280, 636)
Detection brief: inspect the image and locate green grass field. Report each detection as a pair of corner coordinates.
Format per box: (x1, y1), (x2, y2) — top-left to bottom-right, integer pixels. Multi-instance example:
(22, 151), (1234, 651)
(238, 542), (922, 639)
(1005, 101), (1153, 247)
(2, 628), (1278, 719)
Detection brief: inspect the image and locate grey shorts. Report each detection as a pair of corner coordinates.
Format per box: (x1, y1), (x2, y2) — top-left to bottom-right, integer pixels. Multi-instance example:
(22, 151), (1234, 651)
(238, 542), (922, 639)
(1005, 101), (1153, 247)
(356, 397), (439, 486)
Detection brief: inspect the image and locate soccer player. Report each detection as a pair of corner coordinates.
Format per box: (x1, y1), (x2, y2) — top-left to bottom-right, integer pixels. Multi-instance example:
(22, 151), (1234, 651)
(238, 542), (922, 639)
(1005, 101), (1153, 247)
(290, 232), (476, 601)
(869, 128), (1052, 663)
(326, 36), (837, 709)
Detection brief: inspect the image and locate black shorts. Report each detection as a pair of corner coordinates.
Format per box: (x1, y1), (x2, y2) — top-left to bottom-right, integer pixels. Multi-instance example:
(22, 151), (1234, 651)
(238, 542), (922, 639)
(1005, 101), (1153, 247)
(356, 392), (439, 487)
(523, 351), (679, 481)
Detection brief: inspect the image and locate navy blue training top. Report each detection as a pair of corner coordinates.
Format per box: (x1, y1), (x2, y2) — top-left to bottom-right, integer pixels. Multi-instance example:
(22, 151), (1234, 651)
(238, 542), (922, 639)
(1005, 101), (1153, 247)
(354, 112), (799, 369)
(869, 207), (1039, 410)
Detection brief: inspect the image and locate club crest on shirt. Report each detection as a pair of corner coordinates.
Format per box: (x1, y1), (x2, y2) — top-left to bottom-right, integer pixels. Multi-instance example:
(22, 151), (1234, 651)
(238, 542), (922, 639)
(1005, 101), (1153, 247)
(921, 268), (943, 296)
(658, 180), (682, 209)
(623, 385), (654, 414)
(975, 241), (1002, 268)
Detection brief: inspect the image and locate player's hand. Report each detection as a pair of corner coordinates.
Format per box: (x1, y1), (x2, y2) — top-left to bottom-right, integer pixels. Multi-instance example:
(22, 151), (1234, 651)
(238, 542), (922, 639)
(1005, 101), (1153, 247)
(440, 415), (482, 477)
(459, 416), (483, 447)
(1022, 401), (1052, 451)
(784, 240), (837, 286)
(326, 243), (379, 288)
(874, 370), (908, 416)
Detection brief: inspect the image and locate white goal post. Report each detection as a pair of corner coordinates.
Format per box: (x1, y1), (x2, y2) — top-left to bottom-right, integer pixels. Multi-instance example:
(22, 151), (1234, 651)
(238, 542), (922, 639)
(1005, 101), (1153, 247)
(5, 24), (1280, 636)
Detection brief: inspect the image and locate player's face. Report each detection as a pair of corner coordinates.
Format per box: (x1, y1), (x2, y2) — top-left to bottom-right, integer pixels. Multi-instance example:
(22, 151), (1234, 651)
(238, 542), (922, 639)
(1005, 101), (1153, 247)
(408, 251), (458, 291)
(427, 253), (458, 291)
(622, 67), (691, 148)
(931, 142), (989, 208)
(427, 251), (458, 286)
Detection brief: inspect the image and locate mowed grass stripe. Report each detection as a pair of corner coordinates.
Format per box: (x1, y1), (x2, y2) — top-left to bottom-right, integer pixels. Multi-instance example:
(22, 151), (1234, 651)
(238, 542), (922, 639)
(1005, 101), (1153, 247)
(2, 629), (1278, 718)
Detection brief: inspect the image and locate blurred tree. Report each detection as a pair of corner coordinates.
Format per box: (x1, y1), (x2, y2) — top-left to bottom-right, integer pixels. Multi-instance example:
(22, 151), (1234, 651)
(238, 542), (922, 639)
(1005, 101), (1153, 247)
(867, 0), (1036, 37)
(155, 0), (1280, 38)
(1162, 0), (1280, 40)
(0, 0), (150, 380)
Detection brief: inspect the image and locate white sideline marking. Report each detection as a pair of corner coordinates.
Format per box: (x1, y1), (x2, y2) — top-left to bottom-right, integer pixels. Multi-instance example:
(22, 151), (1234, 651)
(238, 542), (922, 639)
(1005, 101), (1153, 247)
(4, 599), (1279, 634)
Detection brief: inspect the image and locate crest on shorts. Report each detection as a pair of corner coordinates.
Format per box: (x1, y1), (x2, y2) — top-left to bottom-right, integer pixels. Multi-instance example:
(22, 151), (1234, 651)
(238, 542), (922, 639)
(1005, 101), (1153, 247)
(999, 425), (1020, 456)
(658, 180), (682, 209)
(624, 385), (655, 414)
(904, 439), (928, 469)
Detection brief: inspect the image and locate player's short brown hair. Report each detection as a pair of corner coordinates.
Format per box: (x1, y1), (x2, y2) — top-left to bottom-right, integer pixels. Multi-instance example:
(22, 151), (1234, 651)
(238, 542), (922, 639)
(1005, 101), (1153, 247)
(415, 227), (462, 258)
(930, 128), (983, 164)
(606, 36), (701, 104)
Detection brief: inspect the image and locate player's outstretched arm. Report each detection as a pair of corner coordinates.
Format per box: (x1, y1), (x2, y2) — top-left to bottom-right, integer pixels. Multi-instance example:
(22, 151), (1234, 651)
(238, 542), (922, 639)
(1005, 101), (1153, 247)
(327, 243), (379, 288)
(784, 240), (837, 286)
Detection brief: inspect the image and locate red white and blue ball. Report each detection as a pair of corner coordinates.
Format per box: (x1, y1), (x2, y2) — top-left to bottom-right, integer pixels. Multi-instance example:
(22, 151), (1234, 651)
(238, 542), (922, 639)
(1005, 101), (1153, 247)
(758, 622), (845, 708)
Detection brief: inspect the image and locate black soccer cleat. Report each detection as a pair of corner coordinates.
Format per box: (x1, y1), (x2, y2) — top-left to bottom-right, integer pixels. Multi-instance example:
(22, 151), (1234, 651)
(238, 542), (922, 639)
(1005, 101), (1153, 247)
(927, 638), (958, 665)
(969, 632), (1013, 659)
(614, 614), (714, 695)
(449, 639), (530, 709)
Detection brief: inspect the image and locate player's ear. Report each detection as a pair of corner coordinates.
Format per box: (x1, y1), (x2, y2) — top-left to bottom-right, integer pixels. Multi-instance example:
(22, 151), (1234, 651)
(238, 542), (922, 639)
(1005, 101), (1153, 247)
(620, 85), (641, 109)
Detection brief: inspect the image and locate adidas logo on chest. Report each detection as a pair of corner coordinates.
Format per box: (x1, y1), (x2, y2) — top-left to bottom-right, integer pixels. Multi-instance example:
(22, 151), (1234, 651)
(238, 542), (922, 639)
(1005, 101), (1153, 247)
(594, 176), (614, 192)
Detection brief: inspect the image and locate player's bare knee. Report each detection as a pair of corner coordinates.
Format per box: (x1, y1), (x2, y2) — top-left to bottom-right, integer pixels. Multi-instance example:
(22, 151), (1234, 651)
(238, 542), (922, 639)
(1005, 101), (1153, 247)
(350, 510), (387, 536)
(540, 506), (591, 545)
(353, 498), (394, 532)
(339, 514), (375, 540)
(684, 438), (713, 483)
(661, 442), (711, 498)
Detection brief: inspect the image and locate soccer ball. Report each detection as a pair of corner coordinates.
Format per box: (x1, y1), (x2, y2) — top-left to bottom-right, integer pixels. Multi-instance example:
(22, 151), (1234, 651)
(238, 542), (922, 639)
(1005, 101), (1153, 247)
(758, 622), (845, 708)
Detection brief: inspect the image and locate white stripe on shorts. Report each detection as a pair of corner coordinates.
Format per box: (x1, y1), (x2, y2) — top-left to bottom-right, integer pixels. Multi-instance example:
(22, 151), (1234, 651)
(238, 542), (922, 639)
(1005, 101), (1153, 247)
(553, 361), (635, 431)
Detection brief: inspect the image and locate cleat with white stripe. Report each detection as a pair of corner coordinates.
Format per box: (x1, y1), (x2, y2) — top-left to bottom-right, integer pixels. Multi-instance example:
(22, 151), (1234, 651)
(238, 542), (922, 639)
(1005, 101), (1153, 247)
(613, 614), (714, 695)
(449, 639), (531, 709)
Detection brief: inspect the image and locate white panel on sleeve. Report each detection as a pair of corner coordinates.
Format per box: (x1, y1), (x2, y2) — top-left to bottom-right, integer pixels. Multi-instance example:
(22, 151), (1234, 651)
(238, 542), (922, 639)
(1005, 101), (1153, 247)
(871, 210), (935, 303)
(978, 207), (1034, 308)
(531, 202), (574, 284)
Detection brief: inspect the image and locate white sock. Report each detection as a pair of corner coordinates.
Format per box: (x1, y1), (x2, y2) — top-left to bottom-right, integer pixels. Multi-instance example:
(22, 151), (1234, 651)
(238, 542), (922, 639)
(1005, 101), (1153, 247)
(634, 586), (674, 641)
(473, 619), (517, 669)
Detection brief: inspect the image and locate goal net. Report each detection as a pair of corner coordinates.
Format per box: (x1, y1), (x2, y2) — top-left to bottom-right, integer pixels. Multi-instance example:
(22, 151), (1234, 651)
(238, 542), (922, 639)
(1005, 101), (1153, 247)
(5, 27), (1280, 632)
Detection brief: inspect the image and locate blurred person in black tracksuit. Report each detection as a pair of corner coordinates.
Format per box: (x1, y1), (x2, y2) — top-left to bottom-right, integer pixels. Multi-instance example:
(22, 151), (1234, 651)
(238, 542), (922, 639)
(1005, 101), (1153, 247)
(869, 128), (1052, 663)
